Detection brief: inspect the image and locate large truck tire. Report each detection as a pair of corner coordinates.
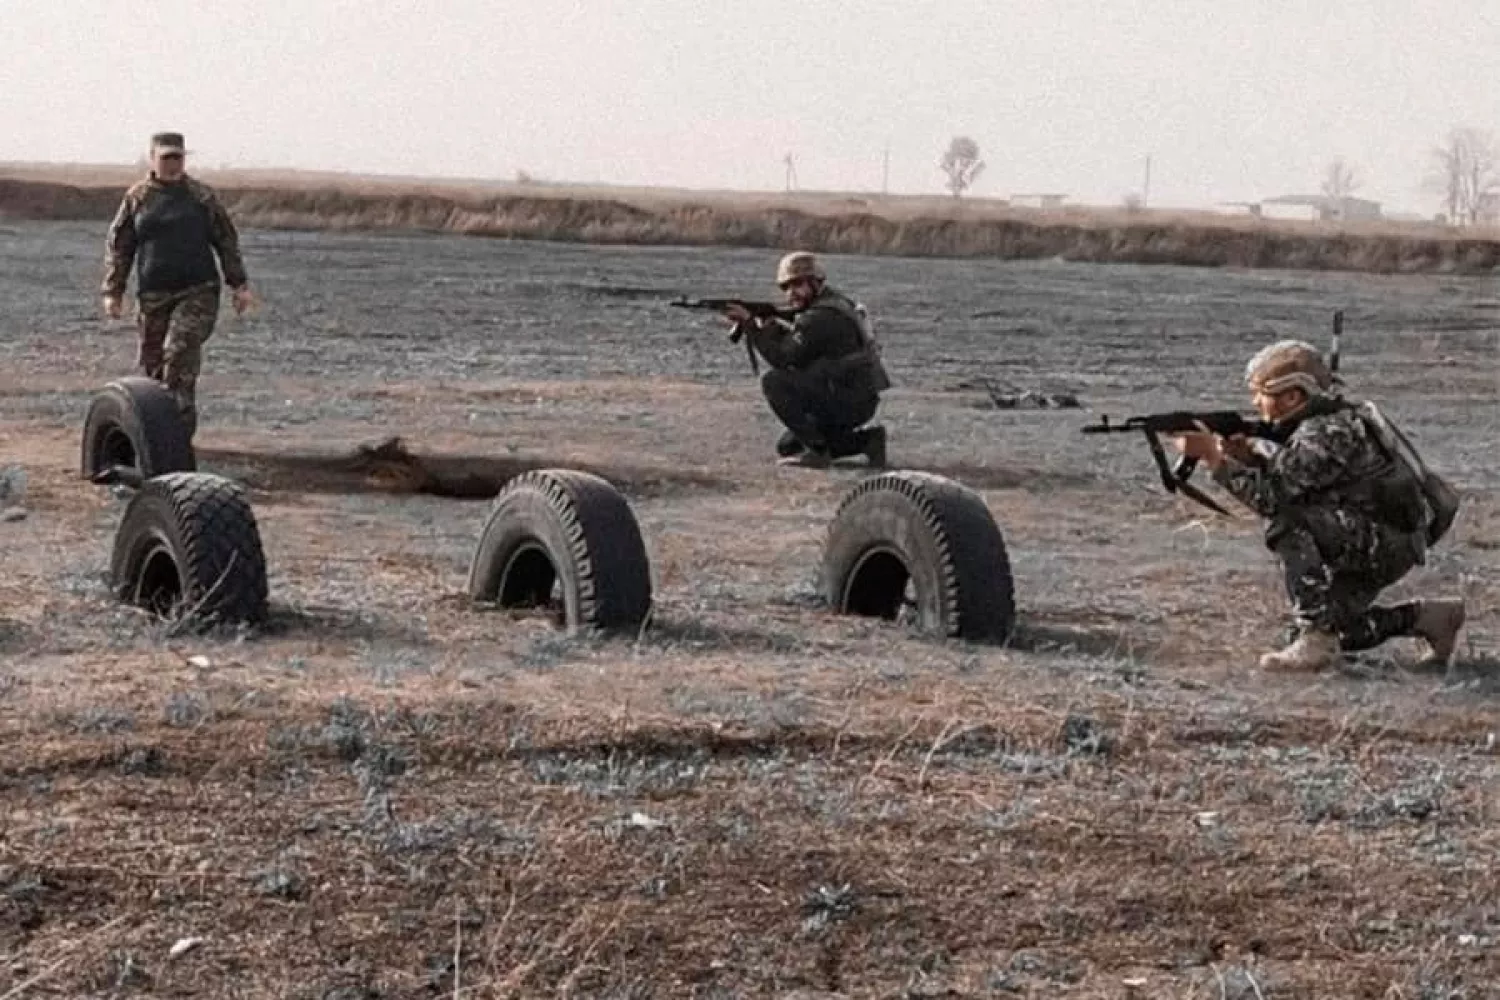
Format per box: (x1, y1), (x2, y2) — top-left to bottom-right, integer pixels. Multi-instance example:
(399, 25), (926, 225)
(822, 471), (1016, 641)
(468, 469), (653, 634)
(81, 377), (196, 481)
(109, 472), (268, 628)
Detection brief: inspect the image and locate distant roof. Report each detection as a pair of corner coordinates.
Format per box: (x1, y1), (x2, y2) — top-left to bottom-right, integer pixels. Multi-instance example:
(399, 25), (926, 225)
(1264, 193), (1380, 207)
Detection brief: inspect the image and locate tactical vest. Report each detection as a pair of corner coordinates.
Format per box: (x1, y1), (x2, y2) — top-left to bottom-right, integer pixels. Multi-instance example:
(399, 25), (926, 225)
(811, 287), (893, 392)
(132, 179), (220, 294)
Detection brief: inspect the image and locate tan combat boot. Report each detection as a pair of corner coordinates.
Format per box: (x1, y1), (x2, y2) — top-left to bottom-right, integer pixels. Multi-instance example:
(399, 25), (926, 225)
(1413, 599), (1466, 669)
(1259, 629), (1341, 672)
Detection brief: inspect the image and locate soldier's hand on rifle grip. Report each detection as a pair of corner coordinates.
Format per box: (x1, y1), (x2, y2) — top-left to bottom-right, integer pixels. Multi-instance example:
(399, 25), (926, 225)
(1170, 431), (1226, 469)
(723, 302), (752, 324)
(1221, 434), (1254, 464)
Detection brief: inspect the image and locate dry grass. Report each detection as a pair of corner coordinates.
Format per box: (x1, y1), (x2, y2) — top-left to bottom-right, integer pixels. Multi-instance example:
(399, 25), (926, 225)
(1, 224), (1497, 996)
(2, 412), (1497, 997)
(3, 162), (1498, 275)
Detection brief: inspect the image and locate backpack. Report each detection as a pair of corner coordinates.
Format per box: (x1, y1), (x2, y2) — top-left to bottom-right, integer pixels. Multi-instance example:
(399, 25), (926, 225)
(1354, 401), (1461, 547)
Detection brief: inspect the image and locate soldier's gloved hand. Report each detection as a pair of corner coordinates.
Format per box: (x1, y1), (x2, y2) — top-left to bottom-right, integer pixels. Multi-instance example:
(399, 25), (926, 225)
(723, 302), (751, 324)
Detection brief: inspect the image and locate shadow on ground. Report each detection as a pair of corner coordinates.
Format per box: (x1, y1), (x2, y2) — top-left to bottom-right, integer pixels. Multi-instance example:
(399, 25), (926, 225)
(1401, 650), (1500, 693)
(1003, 619), (1153, 659)
(0, 618), (25, 655)
(197, 436), (737, 500)
(260, 601), (438, 645)
(887, 460), (1097, 491)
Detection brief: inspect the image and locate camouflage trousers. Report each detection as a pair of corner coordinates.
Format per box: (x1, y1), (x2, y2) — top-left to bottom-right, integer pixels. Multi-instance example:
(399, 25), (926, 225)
(136, 281), (219, 438)
(1267, 505), (1424, 651)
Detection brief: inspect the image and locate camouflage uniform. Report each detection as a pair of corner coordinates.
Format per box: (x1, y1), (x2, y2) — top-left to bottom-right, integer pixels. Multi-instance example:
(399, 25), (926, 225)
(102, 170), (248, 438)
(744, 284), (892, 461)
(1211, 397), (1429, 651)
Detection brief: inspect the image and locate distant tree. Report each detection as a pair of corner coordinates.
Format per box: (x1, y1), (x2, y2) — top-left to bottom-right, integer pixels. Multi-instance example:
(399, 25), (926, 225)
(939, 136), (985, 199)
(1320, 158), (1360, 201)
(1426, 127), (1499, 226)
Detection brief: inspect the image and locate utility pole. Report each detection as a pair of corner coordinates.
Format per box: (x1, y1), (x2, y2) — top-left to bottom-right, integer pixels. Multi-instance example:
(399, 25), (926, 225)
(1142, 154), (1152, 209)
(783, 152), (797, 193)
(881, 143), (890, 196)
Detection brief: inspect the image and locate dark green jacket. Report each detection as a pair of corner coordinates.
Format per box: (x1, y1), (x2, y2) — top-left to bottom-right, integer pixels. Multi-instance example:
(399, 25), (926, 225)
(103, 174), (248, 297)
(746, 285), (892, 395)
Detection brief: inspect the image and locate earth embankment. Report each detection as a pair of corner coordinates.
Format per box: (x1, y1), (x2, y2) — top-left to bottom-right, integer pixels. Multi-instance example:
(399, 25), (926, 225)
(3, 174), (1497, 275)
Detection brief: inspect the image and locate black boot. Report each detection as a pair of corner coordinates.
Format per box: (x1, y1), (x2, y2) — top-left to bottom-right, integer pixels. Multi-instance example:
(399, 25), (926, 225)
(862, 425), (887, 467)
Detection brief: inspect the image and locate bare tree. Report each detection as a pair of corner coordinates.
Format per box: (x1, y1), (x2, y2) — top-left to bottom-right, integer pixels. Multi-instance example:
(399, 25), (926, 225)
(939, 136), (985, 199)
(1427, 127), (1499, 225)
(1320, 158), (1360, 201)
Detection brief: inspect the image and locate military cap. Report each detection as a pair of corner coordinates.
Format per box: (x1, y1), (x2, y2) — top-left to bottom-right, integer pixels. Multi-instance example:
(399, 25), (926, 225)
(150, 132), (187, 154)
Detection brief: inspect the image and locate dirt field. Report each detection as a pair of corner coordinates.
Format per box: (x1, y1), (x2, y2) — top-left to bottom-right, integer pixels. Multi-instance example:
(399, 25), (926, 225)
(2, 221), (1498, 997)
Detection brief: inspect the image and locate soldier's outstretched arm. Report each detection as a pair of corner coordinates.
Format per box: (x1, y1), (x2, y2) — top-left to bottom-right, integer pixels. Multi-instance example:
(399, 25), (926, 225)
(101, 192), (139, 298)
(204, 189), (249, 289)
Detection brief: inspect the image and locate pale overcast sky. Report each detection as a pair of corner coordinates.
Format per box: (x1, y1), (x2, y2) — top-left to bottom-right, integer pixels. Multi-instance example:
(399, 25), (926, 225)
(2, 0), (1496, 214)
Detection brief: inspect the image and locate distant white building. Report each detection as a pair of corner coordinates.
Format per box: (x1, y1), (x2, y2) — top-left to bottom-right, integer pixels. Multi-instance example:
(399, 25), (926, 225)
(1261, 194), (1383, 222)
(1258, 197), (1320, 221)
(1010, 193), (1068, 209)
(1478, 192), (1500, 225)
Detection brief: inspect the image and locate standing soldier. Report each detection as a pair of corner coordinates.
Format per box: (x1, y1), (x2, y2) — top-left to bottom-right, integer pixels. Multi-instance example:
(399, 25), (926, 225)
(101, 131), (253, 440)
(1171, 339), (1465, 672)
(724, 251), (891, 468)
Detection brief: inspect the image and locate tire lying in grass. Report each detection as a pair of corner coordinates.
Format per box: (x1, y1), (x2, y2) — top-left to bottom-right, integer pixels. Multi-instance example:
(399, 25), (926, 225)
(468, 469), (653, 634)
(109, 472), (268, 629)
(81, 376), (196, 481)
(821, 470), (1016, 641)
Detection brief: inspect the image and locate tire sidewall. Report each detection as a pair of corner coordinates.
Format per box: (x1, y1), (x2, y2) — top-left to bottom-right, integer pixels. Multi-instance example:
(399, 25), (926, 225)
(468, 487), (582, 627)
(82, 387), (143, 479)
(82, 379), (195, 479)
(109, 474), (268, 625)
(823, 492), (950, 632)
(110, 491), (188, 605)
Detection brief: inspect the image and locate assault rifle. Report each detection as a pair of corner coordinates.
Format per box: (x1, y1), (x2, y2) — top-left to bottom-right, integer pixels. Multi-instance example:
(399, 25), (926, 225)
(669, 296), (800, 337)
(669, 295), (804, 374)
(1081, 411), (1285, 515)
(1081, 310), (1345, 516)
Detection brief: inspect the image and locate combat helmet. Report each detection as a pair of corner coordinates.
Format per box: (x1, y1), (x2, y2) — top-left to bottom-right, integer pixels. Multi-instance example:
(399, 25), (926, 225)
(776, 251), (826, 287)
(1245, 339), (1334, 397)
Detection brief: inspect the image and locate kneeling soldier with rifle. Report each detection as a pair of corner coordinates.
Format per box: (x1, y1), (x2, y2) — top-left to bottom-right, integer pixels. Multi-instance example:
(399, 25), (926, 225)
(1169, 339), (1465, 673)
(721, 252), (891, 468)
